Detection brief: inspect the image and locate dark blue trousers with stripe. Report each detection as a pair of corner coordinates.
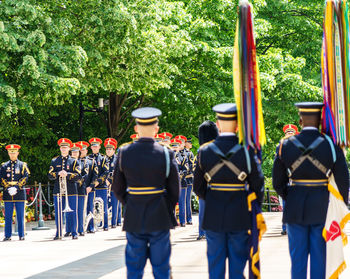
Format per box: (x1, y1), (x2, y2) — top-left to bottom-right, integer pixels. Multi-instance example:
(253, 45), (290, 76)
(110, 193), (122, 226)
(178, 187), (186, 225)
(125, 230), (171, 279)
(185, 184), (193, 223)
(4, 201), (25, 238)
(54, 195), (77, 237)
(86, 191), (95, 232)
(206, 230), (250, 279)
(95, 188), (108, 229)
(77, 195), (86, 233)
(287, 223), (326, 279)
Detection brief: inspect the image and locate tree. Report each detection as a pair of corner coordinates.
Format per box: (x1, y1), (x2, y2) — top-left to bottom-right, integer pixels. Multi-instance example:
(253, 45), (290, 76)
(0, 0), (88, 115)
(48, 0), (193, 140)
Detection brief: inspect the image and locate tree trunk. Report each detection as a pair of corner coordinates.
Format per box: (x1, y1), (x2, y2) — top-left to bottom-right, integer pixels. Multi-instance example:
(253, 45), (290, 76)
(108, 92), (145, 142)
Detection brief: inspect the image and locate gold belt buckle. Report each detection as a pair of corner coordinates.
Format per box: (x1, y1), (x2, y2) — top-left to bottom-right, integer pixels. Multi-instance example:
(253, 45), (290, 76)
(204, 173), (211, 182)
(238, 172), (247, 181)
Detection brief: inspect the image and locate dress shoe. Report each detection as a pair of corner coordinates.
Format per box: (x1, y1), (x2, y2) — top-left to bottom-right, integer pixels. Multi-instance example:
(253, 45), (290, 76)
(72, 235), (78, 240)
(87, 230), (95, 234)
(103, 228), (108, 231)
(19, 237), (25, 241)
(196, 235), (205, 241)
(64, 232), (71, 237)
(186, 222), (193, 225)
(180, 223), (185, 227)
(79, 232), (85, 236)
(111, 225), (116, 229)
(3, 237), (11, 241)
(281, 230), (287, 235)
(117, 223), (122, 226)
(53, 236), (62, 240)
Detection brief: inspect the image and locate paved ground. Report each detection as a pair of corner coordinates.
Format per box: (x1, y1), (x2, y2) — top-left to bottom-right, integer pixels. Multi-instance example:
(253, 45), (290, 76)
(0, 213), (349, 278)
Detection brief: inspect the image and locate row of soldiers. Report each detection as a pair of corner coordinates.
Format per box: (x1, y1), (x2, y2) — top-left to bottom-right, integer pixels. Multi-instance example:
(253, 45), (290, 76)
(2, 101), (349, 279)
(0, 133), (196, 241)
(110, 102), (349, 279)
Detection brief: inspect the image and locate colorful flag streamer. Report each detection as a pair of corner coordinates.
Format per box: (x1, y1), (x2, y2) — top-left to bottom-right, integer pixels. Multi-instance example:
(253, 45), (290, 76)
(233, 0), (266, 150)
(247, 191), (266, 279)
(321, 0), (350, 146)
(233, 2), (266, 278)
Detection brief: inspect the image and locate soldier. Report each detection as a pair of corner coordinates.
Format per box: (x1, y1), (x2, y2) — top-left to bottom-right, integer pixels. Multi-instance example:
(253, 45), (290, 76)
(112, 107), (180, 279)
(272, 102), (349, 279)
(130, 134), (139, 142)
(173, 136), (189, 227)
(279, 124), (299, 235)
(196, 121), (219, 241)
(159, 132), (173, 147)
(184, 137), (195, 225)
(193, 103), (264, 278)
(155, 134), (165, 143)
(104, 138), (121, 228)
(77, 141), (95, 235)
(0, 144), (30, 241)
(88, 137), (109, 231)
(48, 138), (81, 240)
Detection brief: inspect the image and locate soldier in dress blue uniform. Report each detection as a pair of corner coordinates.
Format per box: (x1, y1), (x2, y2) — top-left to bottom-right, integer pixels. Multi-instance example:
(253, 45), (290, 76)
(159, 132), (172, 148)
(0, 144), (30, 241)
(88, 137), (110, 231)
(184, 137), (195, 225)
(48, 138), (81, 240)
(77, 141), (95, 235)
(104, 138), (122, 228)
(195, 121), (219, 241)
(69, 142), (88, 237)
(272, 102), (349, 279)
(174, 135), (189, 227)
(112, 107), (180, 279)
(193, 103), (264, 279)
(279, 124), (299, 236)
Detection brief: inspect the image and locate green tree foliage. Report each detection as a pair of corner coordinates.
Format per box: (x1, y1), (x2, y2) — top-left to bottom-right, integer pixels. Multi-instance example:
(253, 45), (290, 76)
(0, 0), (88, 115)
(0, 0), (327, 182)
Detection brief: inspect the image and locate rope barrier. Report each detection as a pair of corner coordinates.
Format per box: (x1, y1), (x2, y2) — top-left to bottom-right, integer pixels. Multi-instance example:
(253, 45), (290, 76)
(41, 190), (54, 207)
(26, 189), (41, 207)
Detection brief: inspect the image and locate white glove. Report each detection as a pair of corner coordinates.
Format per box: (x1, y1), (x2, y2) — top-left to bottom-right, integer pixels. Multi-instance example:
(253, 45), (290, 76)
(8, 187), (18, 196)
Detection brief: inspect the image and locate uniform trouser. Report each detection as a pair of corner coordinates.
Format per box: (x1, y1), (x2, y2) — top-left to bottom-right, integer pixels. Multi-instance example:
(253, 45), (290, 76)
(282, 200), (286, 232)
(54, 195), (78, 237)
(110, 193), (122, 226)
(95, 188), (108, 229)
(4, 201), (25, 238)
(185, 184), (193, 223)
(178, 187), (187, 225)
(87, 191), (95, 231)
(287, 223), (326, 279)
(126, 230), (171, 279)
(198, 198), (205, 237)
(206, 230), (250, 279)
(77, 195), (86, 233)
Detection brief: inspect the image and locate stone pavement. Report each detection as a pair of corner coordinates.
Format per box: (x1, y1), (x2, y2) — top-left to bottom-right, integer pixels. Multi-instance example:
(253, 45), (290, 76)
(0, 213), (349, 279)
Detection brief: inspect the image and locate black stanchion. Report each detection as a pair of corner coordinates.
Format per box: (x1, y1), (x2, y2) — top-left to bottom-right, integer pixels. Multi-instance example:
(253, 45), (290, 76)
(267, 188), (271, 212)
(32, 183), (50, 230)
(34, 185), (38, 221)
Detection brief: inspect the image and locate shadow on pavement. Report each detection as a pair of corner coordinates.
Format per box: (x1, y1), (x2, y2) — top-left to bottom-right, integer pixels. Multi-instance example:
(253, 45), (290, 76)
(25, 245), (125, 279)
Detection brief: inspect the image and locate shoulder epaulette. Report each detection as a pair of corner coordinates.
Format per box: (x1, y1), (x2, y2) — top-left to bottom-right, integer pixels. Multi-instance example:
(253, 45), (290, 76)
(278, 135), (293, 157)
(199, 140), (214, 150)
(51, 156), (58, 161)
(119, 141), (132, 148)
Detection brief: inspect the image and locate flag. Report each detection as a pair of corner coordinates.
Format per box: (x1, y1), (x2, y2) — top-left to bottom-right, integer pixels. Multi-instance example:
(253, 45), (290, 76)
(233, 0), (266, 150)
(321, 0), (350, 146)
(247, 191), (266, 279)
(322, 174), (350, 279)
